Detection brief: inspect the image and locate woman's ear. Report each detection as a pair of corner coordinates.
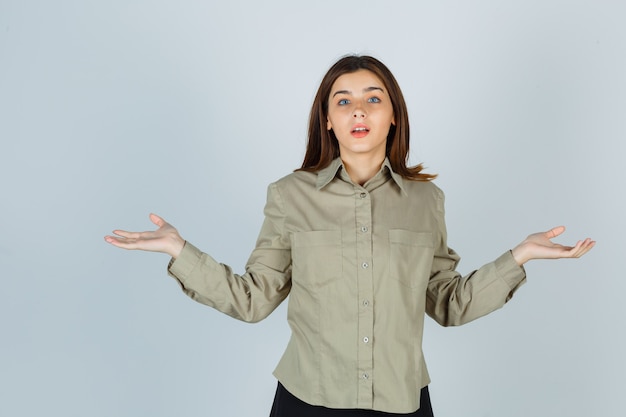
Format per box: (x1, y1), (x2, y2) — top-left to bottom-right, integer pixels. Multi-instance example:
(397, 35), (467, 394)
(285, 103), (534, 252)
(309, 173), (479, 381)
(327, 118), (332, 131)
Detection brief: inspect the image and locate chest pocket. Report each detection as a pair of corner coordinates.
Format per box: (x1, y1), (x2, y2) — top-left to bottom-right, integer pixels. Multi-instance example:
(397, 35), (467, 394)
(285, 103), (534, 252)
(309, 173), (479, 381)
(389, 230), (434, 289)
(291, 230), (343, 288)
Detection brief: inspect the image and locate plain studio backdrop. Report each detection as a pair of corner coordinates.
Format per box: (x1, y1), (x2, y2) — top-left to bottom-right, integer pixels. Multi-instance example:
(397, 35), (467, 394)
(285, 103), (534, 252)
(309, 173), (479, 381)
(1, 1), (624, 416)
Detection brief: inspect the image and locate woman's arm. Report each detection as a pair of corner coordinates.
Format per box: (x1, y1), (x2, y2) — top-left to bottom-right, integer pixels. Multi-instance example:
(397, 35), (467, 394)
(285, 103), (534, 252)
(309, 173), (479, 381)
(103, 184), (292, 323)
(425, 187), (595, 326)
(426, 226), (595, 327)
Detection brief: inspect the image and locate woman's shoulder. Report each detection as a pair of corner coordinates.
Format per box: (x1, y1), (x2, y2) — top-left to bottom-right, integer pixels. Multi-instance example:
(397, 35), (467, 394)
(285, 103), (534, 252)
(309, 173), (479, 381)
(265, 170), (319, 197)
(272, 169), (317, 187)
(402, 177), (445, 200)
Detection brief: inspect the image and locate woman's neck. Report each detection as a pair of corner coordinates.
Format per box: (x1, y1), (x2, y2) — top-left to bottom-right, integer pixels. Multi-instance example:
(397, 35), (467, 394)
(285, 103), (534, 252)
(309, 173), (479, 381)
(341, 154), (385, 186)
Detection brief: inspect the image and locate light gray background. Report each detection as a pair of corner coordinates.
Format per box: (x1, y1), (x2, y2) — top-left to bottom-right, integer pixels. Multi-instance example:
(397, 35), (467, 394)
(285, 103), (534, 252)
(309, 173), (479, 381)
(1, 1), (624, 416)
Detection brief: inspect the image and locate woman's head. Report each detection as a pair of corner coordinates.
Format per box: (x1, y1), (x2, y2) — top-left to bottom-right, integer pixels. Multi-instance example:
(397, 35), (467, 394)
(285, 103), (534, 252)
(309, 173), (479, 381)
(299, 55), (435, 181)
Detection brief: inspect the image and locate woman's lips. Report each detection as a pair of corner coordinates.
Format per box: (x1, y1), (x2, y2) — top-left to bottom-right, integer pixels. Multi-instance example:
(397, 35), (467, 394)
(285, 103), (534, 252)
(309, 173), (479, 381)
(351, 124), (370, 138)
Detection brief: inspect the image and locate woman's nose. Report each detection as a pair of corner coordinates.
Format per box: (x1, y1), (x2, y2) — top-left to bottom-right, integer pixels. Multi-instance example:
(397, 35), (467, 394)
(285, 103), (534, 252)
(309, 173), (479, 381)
(352, 107), (366, 118)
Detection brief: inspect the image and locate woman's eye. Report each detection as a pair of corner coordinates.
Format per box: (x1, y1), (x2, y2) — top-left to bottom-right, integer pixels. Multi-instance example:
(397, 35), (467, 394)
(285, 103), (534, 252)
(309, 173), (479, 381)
(368, 97), (381, 103)
(338, 99), (350, 105)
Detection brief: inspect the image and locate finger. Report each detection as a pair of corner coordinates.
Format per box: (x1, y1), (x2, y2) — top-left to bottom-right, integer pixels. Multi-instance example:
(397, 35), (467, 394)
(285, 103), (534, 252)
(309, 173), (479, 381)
(104, 235), (137, 248)
(571, 239), (595, 258)
(111, 229), (141, 239)
(546, 226), (566, 239)
(565, 240), (585, 257)
(150, 213), (166, 228)
(579, 240), (596, 257)
(565, 239), (590, 258)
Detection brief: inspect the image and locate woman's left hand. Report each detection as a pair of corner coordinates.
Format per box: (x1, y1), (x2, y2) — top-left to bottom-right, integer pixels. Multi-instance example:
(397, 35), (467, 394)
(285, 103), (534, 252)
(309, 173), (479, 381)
(511, 226), (595, 266)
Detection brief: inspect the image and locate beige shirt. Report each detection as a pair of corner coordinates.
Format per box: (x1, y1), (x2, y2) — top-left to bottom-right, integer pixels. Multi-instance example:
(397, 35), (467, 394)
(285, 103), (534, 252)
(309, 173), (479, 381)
(168, 157), (526, 413)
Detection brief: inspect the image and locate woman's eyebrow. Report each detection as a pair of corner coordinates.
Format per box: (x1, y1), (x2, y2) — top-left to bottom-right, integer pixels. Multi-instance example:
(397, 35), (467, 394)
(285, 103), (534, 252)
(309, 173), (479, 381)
(332, 86), (384, 97)
(364, 86), (384, 93)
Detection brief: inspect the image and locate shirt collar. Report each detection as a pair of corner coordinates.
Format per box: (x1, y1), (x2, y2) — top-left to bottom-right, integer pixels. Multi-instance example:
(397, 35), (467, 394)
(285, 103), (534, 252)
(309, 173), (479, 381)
(315, 157), (344, 189)
(315, 157), (408, 196)
(382, 158), (408, 196)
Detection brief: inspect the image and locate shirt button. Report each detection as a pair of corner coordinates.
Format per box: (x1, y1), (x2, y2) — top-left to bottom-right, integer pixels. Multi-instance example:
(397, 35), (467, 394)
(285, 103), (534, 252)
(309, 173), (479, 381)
(360, 192), (367, 198)
(363, 337), (369, 344)
(362, 373), (369, 380)
(363, 300), (370, 307)
(361, 262), (369, 269)
(361, 226), (369, 233)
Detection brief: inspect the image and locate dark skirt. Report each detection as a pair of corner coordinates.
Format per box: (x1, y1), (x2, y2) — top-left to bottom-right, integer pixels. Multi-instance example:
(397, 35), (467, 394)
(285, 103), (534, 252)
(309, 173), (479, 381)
(269, 382), (434, 417)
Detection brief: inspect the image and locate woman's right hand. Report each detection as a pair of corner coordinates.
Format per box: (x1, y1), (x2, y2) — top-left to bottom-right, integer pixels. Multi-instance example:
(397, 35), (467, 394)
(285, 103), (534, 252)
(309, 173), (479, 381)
(104, 213), (185, 259)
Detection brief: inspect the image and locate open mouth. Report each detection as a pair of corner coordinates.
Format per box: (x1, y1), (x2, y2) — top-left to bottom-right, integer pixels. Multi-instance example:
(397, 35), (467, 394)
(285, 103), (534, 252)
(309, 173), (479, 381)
(351, 124), (370, 134)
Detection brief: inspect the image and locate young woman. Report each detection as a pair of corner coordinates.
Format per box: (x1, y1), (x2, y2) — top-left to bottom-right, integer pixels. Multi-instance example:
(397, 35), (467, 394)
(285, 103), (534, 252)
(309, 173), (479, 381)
(104, 55), (594, 416)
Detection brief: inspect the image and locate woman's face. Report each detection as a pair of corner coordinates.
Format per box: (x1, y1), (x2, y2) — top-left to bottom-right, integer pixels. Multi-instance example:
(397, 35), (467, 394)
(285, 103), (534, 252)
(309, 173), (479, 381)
(326, 69), (395, 162)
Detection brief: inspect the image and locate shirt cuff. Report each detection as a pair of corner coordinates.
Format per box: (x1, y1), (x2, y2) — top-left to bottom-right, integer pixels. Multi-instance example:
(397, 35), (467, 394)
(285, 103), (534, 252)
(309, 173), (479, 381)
(494, 250), (527, 291)
(167, 241), (203, 281)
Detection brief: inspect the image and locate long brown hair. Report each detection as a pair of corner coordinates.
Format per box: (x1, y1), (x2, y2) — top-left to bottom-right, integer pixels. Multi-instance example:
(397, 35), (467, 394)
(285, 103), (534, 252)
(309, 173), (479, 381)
(298, 55), (436, 181)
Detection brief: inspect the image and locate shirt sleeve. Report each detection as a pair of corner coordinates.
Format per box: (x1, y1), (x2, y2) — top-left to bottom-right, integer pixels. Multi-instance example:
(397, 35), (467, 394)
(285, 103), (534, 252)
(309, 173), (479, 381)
(167, 183), (292, 323)
(425, 188), (526, 326)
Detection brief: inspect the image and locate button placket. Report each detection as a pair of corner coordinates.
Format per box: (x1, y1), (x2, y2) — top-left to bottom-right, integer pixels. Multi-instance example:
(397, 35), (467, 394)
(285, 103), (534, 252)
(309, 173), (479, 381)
(355, 186), (374, 408)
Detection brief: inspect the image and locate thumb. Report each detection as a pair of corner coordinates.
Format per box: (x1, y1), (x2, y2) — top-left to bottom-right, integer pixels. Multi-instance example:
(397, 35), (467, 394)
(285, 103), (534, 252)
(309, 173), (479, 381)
(546, 225), (566, 239)
(149, 213), (166, 228)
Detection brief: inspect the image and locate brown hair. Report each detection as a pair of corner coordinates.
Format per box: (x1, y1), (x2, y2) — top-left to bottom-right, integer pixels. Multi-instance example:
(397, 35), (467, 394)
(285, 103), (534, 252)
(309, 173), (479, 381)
(298, 55), (436, 181)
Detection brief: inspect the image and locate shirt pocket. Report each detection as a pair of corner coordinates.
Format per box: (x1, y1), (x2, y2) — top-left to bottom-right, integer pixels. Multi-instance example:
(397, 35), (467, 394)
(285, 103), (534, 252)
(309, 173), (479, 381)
(388, 230), (434, 289)
(291, 230), (343, 288)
